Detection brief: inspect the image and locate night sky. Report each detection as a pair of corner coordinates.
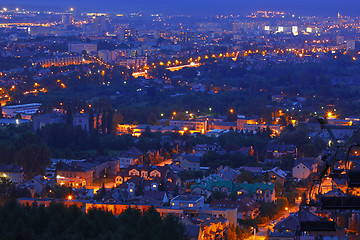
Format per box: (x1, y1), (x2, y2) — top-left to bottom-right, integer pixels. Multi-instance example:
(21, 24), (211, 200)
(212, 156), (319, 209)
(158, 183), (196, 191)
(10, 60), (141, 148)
(1, 0), (360, 16)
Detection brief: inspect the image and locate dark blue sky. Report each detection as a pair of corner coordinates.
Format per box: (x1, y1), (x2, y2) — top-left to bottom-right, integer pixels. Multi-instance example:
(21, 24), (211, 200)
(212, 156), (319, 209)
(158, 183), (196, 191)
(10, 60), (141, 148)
(1, 0), (360, 16)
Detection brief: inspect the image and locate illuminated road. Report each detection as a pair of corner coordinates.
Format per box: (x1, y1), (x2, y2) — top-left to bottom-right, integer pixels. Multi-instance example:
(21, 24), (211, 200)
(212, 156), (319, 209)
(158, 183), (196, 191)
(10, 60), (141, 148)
(132, 62), (201, 78)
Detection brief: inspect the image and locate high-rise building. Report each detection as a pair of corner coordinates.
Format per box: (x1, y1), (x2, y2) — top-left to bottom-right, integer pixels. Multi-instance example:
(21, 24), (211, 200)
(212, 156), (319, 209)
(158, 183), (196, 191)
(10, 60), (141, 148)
(346, 40), (356, 50)
(93, 16), (108, 35)
(62, 14), (74, 25)
(117, 28), (139, 41)
(180, 31), (195, 43)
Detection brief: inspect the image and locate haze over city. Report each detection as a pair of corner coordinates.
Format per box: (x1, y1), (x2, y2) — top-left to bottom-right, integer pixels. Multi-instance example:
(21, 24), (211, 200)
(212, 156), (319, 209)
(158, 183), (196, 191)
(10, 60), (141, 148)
(1, 0), (360, 15)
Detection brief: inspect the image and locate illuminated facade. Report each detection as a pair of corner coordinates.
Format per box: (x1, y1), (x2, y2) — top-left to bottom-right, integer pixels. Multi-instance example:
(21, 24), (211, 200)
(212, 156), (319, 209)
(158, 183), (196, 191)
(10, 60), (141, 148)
(32, 55), (83, 67)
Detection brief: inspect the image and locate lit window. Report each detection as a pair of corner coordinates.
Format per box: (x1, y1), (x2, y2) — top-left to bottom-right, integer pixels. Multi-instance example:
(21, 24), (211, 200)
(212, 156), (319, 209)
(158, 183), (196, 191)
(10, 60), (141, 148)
(129, 189), (133, 193)
(189, 204), (193, 207)
(152, 184), (157, 188)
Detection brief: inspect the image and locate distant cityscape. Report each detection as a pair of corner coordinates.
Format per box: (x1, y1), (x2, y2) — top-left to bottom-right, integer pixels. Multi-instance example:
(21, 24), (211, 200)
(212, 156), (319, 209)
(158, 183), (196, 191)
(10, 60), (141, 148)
(1, 5), (360, 240)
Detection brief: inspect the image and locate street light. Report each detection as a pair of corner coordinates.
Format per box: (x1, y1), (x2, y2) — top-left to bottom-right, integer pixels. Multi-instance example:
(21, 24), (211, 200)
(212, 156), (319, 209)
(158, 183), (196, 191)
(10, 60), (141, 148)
(251, 226), (256, 240)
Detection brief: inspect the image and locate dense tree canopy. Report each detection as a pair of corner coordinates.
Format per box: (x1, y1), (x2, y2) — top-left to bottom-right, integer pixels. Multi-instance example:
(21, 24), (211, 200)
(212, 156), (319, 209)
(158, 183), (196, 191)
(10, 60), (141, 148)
(0, 202), (187, 240)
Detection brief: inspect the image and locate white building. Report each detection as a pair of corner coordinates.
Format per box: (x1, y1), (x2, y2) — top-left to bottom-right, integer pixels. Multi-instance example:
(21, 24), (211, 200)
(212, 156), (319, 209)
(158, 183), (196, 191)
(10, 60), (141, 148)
(2, 103), (41, 118)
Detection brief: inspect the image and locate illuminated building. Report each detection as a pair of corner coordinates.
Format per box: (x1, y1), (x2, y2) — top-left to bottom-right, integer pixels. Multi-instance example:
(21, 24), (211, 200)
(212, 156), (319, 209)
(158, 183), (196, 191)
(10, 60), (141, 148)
(117, 28), (139, 41)
(241, 124), (281, 135)
(0, 164), (25, 184)
(116, 57), (147, 69)
(2, 103), (41, 118)
(236, 116), (258, 130)
(170, 195), (204, 209)
(180, 31), (196, 43)
(56, 165), (94, 188)
(32, 55), (83, 67)
(169, 120), (207, 134)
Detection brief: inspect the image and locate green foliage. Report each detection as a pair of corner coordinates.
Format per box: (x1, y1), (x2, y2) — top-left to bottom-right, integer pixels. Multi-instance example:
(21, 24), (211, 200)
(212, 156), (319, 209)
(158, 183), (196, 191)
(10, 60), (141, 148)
(208, 190), (228, 202)
(236, 171), (264, 184)
(259, 198), (288, 220)
(0, 127), (51, 179)
(201, 151), (258, 169)
(0, 202), (187, 240)
(226, 224), (250, 240)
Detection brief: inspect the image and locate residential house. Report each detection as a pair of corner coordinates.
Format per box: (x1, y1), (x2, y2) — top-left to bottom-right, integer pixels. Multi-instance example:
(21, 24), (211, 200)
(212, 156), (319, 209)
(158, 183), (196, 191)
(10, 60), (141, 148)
(193, 144), (224, 156)
(265, 167), (287, 185)
(269, 210), (346, 240)
(170, 195), (205, 209)
(0, 164), (25, 184)
(210, 198), (260, 220)
(266, 141), (296, 158)
(117, 147), (142, 167)
(73, 188), (94, 199)
(292, 158), (319, 180)
(233, 182), (276, 203)
(190, 177), (233, 198)
(216, 166), (239, 181)
(102, 188), (131, 203)
(116, 176), (142, 195)
(173, 154), (201, 171)
(191, 177), (275, 202)
(23, 175), (54, 197)
(114, 164), (180, 187)
(141, 191), (169, 205)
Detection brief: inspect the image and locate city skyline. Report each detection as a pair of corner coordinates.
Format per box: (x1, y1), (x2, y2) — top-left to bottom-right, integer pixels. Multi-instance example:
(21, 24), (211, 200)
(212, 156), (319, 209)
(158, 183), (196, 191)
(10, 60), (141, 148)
(1, 0), (360, 16)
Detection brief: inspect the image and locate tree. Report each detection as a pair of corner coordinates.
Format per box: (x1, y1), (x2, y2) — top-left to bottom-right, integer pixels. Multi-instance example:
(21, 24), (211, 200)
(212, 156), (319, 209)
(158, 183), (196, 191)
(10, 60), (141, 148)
(147, 113), (157, 125)
(112, 111), (124, 134)
(14, 144), (51, 179)
(236, 171), (254, 183)
(298, 143), (319, 158)
(209, 190), (227, 201)
(301, 192), (308, 206)
(135, 184), (144, 196)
